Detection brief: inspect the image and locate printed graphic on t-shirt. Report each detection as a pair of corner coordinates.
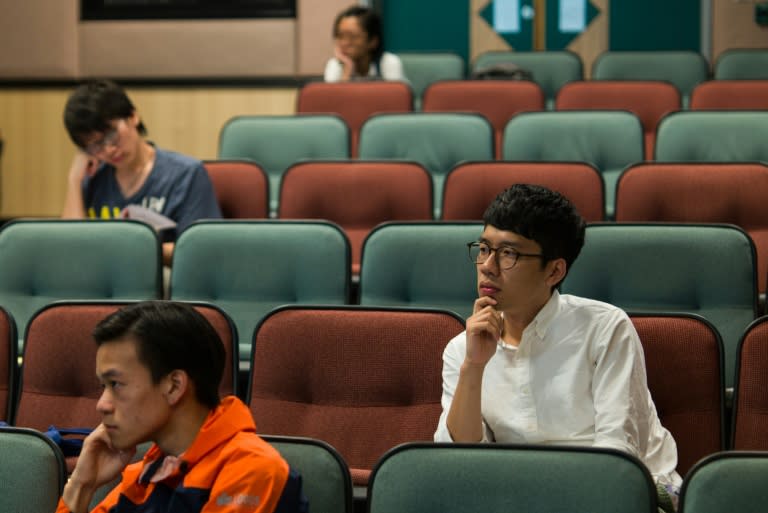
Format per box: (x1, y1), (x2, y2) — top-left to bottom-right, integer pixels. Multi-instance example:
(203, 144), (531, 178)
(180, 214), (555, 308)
(87, 196), (168, 220)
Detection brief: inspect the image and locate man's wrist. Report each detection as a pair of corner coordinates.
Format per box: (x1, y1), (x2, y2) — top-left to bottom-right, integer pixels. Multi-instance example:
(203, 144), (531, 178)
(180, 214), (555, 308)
(62, 477), (97, 513)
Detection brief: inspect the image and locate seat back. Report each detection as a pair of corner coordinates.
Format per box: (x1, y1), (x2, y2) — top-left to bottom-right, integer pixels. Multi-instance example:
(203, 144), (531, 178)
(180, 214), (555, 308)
(630, 314), (724, 475)
(395, 52), (465, 109)
(0, 306), (15, 423)
(592, 51), (708, 106)
(278, 161), (433, 276)
(679, 452), (768, 513)
(422, 80), (544, 158)
(218, 115), (350, 214)
(248, 306), (464, 486)
(690, 80), (768, 110)
(296, 82), (413, 157)
(732, 317), (768, 449)
(368, 443), (657, 513)
(358, 113), (493, 218)
(561, 223), (758, 390)
(0, 220), (161, 353)
(203, 160), (269, 219)
(556, 80), (680, 159)
(442, 161), (604, 222)
(655, 111), (768, 163)
(262, 435), (353, 513)
(359, 222), (482, 319)
(472, 50), (583, 108)
(0, 427), (66, 513)
(714, 49), (768, 79)
(171, 221), (351, 362)
(502, 111), (643, 218)
(615, 162), (768, 293)
(14, 301), (238, 430)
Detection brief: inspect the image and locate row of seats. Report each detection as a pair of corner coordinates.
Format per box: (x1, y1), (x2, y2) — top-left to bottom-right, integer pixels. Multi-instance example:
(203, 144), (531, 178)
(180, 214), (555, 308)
(5, 422), (768, 513)
(397, 48), (768, 107)
(0, 219), (761, 390)
(218, 110), (768, 217)
(208, 158), (768, 292)
(3, 303), (768, 492)
(299, 78), (768, 157)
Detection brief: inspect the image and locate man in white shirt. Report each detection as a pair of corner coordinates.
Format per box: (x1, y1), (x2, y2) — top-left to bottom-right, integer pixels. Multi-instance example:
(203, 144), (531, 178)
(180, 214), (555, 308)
(434, 184), (681, 511)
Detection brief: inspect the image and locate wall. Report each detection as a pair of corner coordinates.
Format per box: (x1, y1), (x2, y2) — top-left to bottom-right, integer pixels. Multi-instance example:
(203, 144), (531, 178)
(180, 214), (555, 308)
(0, 0), (349, 78)
(712, 0), (768, 62)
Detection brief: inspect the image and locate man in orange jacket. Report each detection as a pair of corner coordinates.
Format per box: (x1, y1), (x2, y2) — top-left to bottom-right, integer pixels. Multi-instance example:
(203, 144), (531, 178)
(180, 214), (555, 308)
(57, 301), (306, 513)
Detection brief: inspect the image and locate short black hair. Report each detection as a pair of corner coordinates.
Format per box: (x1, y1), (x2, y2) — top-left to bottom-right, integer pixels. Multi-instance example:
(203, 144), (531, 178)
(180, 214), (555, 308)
(63, 79), (147, 148)
(93, 301), (224, 409)
(483, 184), (586, 276)
(333, 5), (384, 62)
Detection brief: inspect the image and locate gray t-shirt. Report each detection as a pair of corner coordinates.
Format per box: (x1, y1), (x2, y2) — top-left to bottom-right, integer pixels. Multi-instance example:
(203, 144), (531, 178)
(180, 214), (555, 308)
(83, 147), (221, 239)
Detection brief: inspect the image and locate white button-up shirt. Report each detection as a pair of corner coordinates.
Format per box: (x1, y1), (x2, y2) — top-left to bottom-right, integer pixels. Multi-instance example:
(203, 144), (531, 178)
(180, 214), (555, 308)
(434, 291), (682, 488)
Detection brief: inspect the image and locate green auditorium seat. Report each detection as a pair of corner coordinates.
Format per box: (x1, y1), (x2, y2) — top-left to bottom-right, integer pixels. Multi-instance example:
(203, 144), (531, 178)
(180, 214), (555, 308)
(655, 111), (768, 162)
(714, 48), (768, 79)
(170, 220), (351, 364)
(473, 50), (583, 109)
(218, 115), (350, 215)
(561, 223), (758, 391)
(368, 443), (657, 513)
(0, 220), (162, 353)
(358, 113), (493, 219)
(679, 452), (768, 513)
(592, 50), (708, 107)
(262, 435), (353, 513)
(395, 52), (465, 110)
(358, 222), (483, 319)
(0, 427), (66, 513)
(502, 111), (643, 219)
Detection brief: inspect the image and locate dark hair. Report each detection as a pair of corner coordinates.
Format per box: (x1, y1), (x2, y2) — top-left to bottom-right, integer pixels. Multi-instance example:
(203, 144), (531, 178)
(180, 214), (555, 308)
(93, 301), (224, 409)
(63, 79), (147, 148)
(483, 184), (586, 276)
(332, 5), (384, 63)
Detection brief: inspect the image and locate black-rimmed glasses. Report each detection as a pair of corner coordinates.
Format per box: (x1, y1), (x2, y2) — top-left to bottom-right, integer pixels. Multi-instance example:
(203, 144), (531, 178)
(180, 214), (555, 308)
(83, 120), (123, 155)
(467, 242), (544, 270)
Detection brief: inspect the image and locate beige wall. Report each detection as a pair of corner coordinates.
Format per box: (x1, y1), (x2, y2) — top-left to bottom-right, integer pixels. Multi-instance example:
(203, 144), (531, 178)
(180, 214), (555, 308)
(79, 20), (296, 77)
(297, 0), (352, 75)
(0, 1), (79, 78)
(0, 0), (339, 78)
(712, 0), (768, 63)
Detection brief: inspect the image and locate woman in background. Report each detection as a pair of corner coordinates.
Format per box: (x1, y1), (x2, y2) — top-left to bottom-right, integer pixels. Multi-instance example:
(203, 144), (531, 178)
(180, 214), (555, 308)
(324, 5), (405, 82)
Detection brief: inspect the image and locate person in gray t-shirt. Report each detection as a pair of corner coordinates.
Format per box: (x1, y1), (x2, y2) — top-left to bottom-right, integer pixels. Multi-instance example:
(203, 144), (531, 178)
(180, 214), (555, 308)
(62, 79), (221, 264)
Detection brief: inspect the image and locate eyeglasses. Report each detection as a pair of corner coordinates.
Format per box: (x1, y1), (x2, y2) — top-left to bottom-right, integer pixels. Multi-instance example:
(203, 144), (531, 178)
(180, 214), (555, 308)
(334, 31), (366, 42)
(467, 242), (544, 270)
(83, 120), (123, 155)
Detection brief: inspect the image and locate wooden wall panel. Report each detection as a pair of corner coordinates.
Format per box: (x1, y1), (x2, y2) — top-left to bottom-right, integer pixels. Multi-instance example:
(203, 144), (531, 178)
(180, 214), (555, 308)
(0, 1), (79, 78)
(712, 0), (768, 62)
(79, 19), (296, 78)
(297, 0), (352, 75)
